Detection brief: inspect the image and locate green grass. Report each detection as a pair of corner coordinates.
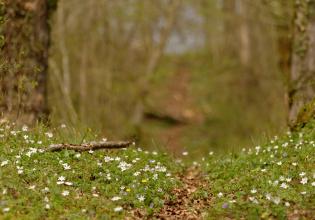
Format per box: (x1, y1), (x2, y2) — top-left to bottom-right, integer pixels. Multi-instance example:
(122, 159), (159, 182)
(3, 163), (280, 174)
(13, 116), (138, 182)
(1, 119), (315, 219)
(0, 122), (181, 219)
(202, 121), (315, 219)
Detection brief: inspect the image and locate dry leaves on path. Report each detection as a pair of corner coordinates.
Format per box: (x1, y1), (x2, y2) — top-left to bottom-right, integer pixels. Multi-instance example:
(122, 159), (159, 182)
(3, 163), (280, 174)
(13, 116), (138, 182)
(153, 167), (211, 220)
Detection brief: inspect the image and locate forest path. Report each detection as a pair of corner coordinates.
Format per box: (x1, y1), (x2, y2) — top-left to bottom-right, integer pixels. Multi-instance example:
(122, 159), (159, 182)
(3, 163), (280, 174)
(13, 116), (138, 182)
(153, 166), (210, 220)
(156, 65), (203, 156)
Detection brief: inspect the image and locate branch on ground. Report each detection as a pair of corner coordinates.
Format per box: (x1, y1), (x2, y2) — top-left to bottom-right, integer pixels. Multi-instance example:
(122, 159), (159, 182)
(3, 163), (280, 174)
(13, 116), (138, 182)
(45, 141), (133, 152)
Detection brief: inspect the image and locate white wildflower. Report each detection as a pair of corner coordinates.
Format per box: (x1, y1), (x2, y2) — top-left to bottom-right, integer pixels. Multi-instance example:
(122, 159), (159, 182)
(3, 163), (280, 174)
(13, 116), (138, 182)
(63, 163), (71, 170)
(1, 160), (8, 167)
(22, 125), (28, 131)
(133, 171), (140, 176)
(301, 177), (308, 185)
(3, 207), (10, 212)
(280, 183), (288, 189)
(286, 178), (292, 182)
(114, 206), (123, 212)
(299, 172), (306, 177)
(104, 156), (112, 162)
(273, 197), (281, 205)
(137, 195), (145, 202)
(250, 189), (257, 194)
(62, 190), (69, 196)
(29, 185), (36, 190)
(265, 193), (272, 200)
(45, 132), (53, 138)
(58, 176), (66, 182)
(111, 196), (121, 201)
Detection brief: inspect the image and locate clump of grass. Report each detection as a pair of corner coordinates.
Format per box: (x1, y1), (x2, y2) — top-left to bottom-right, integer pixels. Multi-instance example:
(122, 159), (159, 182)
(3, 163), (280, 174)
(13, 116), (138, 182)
(203, 121), (315, 219)
(0, 122), (181, 219)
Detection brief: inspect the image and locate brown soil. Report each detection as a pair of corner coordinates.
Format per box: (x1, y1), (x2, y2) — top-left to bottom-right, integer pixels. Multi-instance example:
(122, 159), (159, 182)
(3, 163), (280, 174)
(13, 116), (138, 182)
(127, 167), (210, 220)
(157, 65), (203, 155)
(153, 167), (210, 220)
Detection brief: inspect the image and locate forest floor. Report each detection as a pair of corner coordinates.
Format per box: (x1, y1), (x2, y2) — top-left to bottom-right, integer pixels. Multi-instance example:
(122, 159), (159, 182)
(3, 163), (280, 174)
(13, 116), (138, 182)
(0, 121), (315, 219)
(153, 167), (210, 220)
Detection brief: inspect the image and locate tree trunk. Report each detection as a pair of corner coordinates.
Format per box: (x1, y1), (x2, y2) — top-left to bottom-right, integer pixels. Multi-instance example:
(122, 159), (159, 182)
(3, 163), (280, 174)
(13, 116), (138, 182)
(272, 0), (294, 125)
(0, 0), (53, 123)
(222, 0), (237, 58)
(238, 0), (250, 69)
(289, 0), (315, 126)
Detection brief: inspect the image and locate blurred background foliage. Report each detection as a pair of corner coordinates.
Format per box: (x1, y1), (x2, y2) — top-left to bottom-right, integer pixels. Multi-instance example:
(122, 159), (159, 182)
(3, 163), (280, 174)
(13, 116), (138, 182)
(48, 0), (293, 157)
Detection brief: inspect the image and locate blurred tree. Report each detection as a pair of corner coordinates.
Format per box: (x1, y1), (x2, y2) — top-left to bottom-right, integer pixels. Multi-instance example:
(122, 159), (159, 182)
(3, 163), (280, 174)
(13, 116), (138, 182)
(289, 0), (315, 126)
(0, 0), (55, 123)
(132, 0), (181, 132)
(48, 0), (287, 152)
(222, 0), (237, 58)
(238, 0), (250, 70)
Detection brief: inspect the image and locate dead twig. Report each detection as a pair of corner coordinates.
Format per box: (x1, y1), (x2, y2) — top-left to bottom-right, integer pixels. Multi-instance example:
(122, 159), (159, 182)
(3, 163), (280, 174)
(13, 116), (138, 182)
(45, 141), (133, 152)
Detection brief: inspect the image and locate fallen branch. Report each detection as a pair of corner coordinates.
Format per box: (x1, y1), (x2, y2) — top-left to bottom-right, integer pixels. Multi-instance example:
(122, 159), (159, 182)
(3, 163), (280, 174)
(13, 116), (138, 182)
(45, 141), (133, 152)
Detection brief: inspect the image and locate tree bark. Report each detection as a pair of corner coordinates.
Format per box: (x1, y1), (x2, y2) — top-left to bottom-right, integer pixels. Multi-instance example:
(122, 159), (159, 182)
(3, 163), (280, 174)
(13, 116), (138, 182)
(0, 0), (52, 123)
(275, 0), (294, 125)
(238, 0), (250, 69)
(289, 0), (315, 126)
(222, 0), (237, 58)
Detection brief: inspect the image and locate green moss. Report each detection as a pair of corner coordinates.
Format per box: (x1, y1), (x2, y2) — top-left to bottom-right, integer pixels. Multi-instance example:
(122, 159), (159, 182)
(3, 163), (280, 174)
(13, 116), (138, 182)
(293, 99), (315, 129)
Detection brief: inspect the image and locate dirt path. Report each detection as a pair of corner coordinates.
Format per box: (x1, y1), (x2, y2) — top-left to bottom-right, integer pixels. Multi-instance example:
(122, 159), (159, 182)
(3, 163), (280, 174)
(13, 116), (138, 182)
(153, 167), (210, 220)
(157, 65), (204, 155)
(128, 167), (210, 220)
